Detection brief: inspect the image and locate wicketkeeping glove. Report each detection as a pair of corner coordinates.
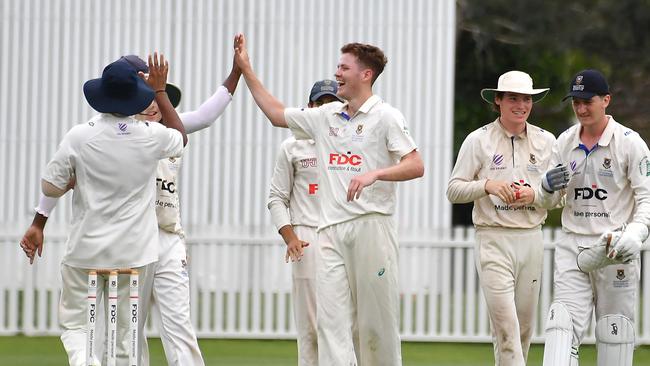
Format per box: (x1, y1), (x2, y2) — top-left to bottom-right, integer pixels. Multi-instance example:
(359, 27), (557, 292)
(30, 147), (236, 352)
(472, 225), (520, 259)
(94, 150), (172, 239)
(608, 222), (649, 263)
(577, 230), (624, 273)
(542, 164), (570, 193)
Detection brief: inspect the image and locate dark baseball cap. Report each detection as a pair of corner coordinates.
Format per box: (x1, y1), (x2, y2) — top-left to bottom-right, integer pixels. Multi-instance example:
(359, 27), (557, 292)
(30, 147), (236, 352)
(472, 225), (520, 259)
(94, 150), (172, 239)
(562, 69), (610, 101)
(309, 79), (342, 103)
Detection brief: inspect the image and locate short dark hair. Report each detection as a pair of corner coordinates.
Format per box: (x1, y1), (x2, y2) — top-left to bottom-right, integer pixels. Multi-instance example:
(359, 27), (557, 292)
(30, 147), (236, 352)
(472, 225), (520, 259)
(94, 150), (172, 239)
(340, 43), (388, 84)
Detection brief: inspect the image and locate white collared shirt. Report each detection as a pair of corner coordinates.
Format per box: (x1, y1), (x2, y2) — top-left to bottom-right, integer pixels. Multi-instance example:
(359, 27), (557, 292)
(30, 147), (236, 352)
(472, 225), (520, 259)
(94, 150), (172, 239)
(536, 116), (650, 234)
(267, 137), (319, 231)
(285, 95), (417, 230)
(43, 114), (184, 268)
(447, 119), (557, 228)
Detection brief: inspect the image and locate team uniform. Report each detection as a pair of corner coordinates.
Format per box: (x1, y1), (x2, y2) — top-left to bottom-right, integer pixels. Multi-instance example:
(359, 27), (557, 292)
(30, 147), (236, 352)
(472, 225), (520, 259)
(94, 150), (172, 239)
(267, 137), (320, 366)
(447, 119), (557, 365)
(141, 85), (233, 366)
(43, 113), (183, 366)
(537, 116), (650, 365)
(284, 95), (417, 366)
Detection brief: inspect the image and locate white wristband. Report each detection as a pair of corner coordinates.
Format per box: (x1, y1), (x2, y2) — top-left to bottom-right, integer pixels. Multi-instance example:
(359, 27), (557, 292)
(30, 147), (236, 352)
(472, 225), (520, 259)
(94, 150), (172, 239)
(34, 194), (59, 217)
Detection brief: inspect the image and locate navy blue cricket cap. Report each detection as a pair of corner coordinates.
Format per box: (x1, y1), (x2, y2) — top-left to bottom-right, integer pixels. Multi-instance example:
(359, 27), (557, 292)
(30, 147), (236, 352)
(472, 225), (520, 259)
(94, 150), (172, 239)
(119, 54), (182, 108)
(562, 69), (610, 101)
(309, 79), (343, 103)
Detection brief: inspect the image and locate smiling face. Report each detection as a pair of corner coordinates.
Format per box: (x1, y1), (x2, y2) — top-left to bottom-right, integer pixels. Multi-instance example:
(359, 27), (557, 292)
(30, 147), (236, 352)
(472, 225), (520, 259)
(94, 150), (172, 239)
(495, 92), (533, 126)
(334, 53), (372, 101)
(135, 100), (162, 122)
(572, 95), (610, 128)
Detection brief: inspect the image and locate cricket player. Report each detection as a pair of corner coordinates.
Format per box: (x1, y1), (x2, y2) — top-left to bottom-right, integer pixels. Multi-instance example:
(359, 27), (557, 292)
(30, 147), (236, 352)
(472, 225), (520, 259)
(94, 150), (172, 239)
(267, 80), (342, 366)
(234, 33), (424, 366)
(537, 69), (650, 366)
(447, 70), (556, 366)
(20, 54), (187, 366)
(22, 54), (241, 365)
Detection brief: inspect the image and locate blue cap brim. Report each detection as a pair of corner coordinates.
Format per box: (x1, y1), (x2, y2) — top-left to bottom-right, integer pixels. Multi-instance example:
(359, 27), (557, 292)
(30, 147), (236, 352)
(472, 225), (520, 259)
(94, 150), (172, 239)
(310, 91), (343, 103)
(562, 91), (598, 102)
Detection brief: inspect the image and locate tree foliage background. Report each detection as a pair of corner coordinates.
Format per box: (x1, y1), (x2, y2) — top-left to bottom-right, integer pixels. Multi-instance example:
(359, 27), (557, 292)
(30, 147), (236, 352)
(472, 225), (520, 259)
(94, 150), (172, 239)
(451, 0), (650, 226)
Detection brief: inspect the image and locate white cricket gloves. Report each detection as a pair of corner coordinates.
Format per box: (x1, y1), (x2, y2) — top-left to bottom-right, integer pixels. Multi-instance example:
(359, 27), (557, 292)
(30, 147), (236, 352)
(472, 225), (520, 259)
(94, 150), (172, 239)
(609, 222), (648, 262)
(577, 222), (649, 273)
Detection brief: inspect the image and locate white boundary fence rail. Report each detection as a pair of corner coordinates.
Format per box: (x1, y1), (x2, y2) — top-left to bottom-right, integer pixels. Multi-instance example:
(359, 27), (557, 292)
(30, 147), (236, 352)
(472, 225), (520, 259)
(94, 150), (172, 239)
(3, 227), (650, 344)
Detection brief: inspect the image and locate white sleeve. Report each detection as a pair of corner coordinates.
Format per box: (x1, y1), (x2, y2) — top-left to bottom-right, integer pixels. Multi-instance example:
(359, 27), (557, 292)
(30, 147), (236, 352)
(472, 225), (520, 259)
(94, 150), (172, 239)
(180, 86), (233, 134)
(35, 194), (60, 217)
(384, 108), (417, 158)
(533, 139), (566, 209)
(285, 107), (320, 140)
(150, 123), (184, 159)
(626, 133), (650, 228)
(446, 133), (488, 204)
(267, 141), (294, 231)
(42, 131), (75, 191)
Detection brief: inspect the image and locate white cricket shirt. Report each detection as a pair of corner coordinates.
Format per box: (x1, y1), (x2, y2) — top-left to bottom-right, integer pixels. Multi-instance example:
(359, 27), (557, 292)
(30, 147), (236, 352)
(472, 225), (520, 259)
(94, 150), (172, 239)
(447, 119), (557, 228)
(267, 137), (319, 231)
(536, 116), (650, 234)
(43, 114), (184, 268)
(285, 95), (417, 230)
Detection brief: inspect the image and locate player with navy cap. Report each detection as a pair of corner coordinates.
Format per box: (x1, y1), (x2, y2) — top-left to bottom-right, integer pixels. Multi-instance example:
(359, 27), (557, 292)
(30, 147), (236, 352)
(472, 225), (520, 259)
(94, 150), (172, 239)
(537, 69), (650, 366)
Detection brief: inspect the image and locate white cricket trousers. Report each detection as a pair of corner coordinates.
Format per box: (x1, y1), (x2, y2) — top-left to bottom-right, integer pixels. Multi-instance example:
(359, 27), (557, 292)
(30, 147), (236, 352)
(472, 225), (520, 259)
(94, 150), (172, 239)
(475, 226), (543, 366)
(59, 263), (154, 366)
(142, 230), (204, 366)
(317, 213), (401, 366)
(553, 232), (638, 346)
(292, 225), (319, 366)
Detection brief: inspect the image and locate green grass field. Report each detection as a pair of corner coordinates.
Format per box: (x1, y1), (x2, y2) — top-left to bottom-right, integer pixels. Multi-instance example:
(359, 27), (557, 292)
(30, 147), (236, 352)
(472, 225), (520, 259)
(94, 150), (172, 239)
(2, 336), (650, 365)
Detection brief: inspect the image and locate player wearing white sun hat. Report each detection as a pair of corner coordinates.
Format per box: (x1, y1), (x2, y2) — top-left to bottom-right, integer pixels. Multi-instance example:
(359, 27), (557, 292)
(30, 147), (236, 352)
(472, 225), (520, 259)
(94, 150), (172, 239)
(447, 70), (557, 365)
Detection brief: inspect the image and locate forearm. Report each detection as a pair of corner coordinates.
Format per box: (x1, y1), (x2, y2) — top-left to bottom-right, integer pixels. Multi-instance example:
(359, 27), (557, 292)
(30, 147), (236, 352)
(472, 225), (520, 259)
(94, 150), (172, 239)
(446, 179), (488, 204)
(223, 59), (242, 95)
(181, 87), (232, 134)
(35, 194), (60, 217)
(156, 92), (188, 145)
(278, 224), (299, 246)
(31, 212), (48, 231)
(374, 151), (424, 182)
(241, 68), (287, 128)
(268, 199), (291, 232)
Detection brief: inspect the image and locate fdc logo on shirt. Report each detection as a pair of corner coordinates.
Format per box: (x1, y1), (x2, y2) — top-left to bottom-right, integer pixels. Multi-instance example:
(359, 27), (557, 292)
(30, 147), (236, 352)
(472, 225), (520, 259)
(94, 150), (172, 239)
(329, 152), (362, 166)
(574, 185), (608, 200)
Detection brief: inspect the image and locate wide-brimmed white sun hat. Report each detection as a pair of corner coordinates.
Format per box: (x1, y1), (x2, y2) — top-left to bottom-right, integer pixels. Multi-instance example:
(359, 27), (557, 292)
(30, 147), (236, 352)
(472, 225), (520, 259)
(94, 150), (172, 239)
(480, 70), (549, 103)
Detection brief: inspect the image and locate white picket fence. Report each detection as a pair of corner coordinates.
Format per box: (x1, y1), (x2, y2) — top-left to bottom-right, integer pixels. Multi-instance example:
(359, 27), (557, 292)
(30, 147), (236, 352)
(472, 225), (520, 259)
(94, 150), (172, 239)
(3, 227), (650, 344)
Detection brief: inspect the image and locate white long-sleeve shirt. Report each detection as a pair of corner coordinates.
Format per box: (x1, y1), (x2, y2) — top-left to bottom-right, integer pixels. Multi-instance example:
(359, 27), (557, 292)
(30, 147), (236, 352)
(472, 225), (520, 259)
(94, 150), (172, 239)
(447, 119), (557, 228)
(267, 137), (319, 231)
(535, 116), (650, 234)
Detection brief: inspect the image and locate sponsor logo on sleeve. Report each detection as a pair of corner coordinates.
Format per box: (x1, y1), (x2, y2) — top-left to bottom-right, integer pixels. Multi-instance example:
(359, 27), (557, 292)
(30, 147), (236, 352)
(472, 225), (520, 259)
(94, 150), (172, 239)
(639, 156), (650, 177)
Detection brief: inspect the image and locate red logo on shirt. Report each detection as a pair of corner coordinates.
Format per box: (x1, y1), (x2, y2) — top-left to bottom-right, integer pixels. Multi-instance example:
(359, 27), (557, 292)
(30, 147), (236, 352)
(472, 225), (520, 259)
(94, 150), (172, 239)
(329, 152), (362, 166)
(308, 184), (318, 194)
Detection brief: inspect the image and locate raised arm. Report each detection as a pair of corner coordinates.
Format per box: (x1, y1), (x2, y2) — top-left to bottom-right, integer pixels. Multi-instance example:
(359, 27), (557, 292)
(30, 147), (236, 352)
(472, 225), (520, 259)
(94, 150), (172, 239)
(233, 33), (287, 128)
(146, 52), (188, 145)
